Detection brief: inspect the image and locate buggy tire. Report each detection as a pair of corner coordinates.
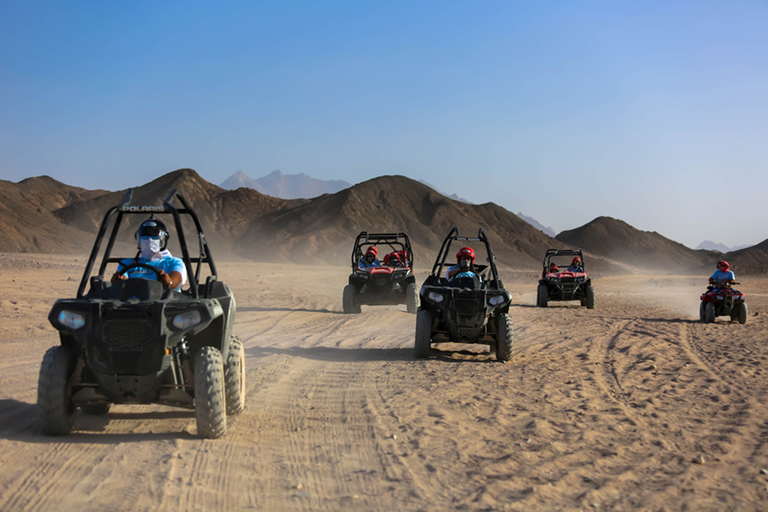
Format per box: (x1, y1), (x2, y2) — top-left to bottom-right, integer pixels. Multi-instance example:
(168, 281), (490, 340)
(585, 286), (596, 309)
(495, 313), (513, 363)
(342, 285), (360, 314)
(536, 284), (548, 308)
(194, 346), (227, 439)
(406, 283), (419, 314)
(81, 403), (111, 416)
(737, 302), (748, 325)
(37, 346), (76, 436)
(705, 302), (716, 323)
(699, 302), (707, 322)
(224, 336), (246, 415)
(414, 308), (432, 359)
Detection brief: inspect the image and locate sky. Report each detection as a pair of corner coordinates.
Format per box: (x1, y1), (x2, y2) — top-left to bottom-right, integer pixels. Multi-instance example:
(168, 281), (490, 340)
(1, 1), (766, 249)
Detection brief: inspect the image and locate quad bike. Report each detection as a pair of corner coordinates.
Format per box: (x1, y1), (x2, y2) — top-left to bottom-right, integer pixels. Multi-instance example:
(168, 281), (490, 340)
(536, 248), (595, 309)
(415, 226), (513, 362)
(343, 232), (419, 314)
(700, 282), (747, 324)
(38, 189), (244, 439)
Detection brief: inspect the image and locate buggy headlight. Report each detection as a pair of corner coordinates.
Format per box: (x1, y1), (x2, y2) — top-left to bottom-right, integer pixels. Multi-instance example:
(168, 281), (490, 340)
(427, 291), (445, 303)
(172, 310), (202, 329)
(488, 294), (507, 306)
(58, 310), (85, 330)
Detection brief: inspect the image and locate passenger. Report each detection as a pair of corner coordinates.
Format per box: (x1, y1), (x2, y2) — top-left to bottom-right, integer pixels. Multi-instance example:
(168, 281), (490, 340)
(386, 251), (404, 268)
(549, 263), (560, 274)
(709, 260), (736, 290)
(111, 219), (187, 291)
(358, 246), (381, 269)
(567, 257), (583, 272)
(446, 247), (482, 282)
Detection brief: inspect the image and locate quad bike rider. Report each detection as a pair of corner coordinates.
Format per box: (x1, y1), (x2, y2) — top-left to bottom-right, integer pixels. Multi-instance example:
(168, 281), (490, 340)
(700, 260), (747, 324)
(38, 189), (244, 439)
(343, 232), (418, 314)
(415, 227), (513, 362)
(537, 249), (595, 309)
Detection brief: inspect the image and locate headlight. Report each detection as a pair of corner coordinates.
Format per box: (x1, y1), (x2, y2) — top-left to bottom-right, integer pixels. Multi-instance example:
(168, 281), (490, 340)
(172, 310), (202, 329)
(58, 310), (85, 330)
(488, 295), (507, 306)
(427, 291), (445, 303)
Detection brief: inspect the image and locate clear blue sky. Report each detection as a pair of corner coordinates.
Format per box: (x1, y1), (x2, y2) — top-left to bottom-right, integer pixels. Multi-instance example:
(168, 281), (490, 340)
(2, 1), (766, 248)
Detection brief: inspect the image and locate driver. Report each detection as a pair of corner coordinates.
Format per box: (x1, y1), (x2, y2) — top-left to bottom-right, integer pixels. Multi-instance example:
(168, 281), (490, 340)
(358, 246), (381, 269)
(709, 260), (735, 290)
(447, 247), (482, 282)
(567, 257), (583, 272)
(111, 218), (186, 291)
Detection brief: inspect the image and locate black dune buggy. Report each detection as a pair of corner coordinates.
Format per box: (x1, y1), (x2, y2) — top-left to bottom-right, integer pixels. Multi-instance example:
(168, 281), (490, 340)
(38, 189), (243, 439)
(415, 227), (513, 362)
(536, 248), (595, 309)
(342, 232), (419, 314)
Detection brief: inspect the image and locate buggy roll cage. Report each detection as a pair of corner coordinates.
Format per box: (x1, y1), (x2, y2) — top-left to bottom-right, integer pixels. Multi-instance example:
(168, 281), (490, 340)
(76, 188), (217, 300)
(543, 248), (585, 271)
(431, 226), (502, 287)
(352, 232), (413, 270)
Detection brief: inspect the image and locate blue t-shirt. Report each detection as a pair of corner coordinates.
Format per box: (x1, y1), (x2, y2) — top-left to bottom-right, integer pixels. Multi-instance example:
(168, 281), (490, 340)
(359, 259), (381, 269)
(710, 269), (735, 285)
(118, 256), (185, 290)
(567, 265), (583, 272)
(446, 266), (482, 282)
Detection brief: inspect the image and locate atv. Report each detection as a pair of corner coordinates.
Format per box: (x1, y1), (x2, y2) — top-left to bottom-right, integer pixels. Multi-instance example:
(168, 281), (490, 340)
(700, 282), (747, 324)
(343, 232), (419, 314)
(415, 226), (513, 362)
(38, 189), (244, 439)
(536, 248), (595, 309)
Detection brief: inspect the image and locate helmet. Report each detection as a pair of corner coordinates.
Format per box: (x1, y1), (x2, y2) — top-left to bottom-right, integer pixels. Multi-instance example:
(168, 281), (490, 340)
(549, 263), (559, 272)
(135, 219), (169, 250)
(456, 247), (476, 264)
(571, 257), (582, 266)
(382, 253), (391, 265)
(366, 246), (378, 256)
(718, 260), (730, 271)
(389, 252), (401, 263)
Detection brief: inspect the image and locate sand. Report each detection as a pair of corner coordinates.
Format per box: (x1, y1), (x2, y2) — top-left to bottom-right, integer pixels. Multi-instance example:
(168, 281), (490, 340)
(1, 253), (767, 511)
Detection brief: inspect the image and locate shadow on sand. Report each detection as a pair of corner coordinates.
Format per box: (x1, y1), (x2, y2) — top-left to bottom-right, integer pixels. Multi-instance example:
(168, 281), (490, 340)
(246, 344), (497, 364)
(238, 306), (345, 315)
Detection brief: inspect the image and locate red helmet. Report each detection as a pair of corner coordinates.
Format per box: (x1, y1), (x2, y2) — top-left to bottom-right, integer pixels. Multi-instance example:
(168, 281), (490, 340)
(718, 260), (730, 271)
(389, 251), (401, 262)
(456, 247), (476, 263)
(366, 246), (378, 256)
(571, 257), (582, 266)
(549, 264), (559, 272)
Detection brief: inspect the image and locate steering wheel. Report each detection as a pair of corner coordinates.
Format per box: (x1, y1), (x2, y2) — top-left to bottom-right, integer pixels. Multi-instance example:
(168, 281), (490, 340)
(117, 263), (164, 282)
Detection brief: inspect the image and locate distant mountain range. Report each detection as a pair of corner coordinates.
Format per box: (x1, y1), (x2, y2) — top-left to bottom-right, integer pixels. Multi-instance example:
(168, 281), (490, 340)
(220, 170), (351, 199)
(695, 240), (751, 253)
(2, 169), (767, 273)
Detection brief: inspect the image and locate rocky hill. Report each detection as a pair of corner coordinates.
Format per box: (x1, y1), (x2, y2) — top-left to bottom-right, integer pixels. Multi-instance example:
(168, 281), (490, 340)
(220, 170), (351, 199)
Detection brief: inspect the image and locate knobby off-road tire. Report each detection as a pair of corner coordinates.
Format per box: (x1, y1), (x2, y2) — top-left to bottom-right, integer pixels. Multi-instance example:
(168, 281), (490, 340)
(705, 302), (716, 324)
(414, 308), (432, 359)
(38, 346), (76, 436)
(224, 336), (246, 415)
(406, 283), (419, 314)
(699, 302), (707, 322)
(585, 286), (596, 309)
(737, 302), (748, 325)
(342, 285), (360, 314)
(495, 313), (514, 363)
(536, 284), (548, 308)
(81, 403), (111, 415)
(194, 346), (227, 439)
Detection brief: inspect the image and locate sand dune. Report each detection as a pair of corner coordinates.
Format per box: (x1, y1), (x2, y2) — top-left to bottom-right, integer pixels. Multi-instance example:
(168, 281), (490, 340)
(1, 254), (767, 510)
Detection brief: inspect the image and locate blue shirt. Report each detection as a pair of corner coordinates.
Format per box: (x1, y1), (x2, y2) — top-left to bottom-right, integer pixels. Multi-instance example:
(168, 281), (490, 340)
(446, 266), (482, 282)
(118, 256), (185, 291)
(359, 259), (381, 269)
(567, 265), (583, 272)
(710, 269), (735, 285)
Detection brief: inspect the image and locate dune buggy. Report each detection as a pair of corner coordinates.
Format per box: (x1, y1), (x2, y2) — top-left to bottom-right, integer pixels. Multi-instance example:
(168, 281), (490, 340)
(700, 282), (747, 324)
(38, 189), (243, 439)
(536, 248), (595, 309)
(342, 232), (418, 314)
(415, 227), (513, 362)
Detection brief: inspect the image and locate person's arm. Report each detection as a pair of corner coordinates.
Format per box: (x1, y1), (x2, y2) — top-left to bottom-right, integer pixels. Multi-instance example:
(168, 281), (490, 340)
(157, 270), (183, 289)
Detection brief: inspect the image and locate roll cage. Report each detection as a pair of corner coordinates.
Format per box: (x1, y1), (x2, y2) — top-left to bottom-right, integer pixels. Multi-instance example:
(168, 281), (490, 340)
(351, 232), (413, 269)
(543, 248), (585, 272)
(76, 188), (217, 300)
(430, 226), (502, 288)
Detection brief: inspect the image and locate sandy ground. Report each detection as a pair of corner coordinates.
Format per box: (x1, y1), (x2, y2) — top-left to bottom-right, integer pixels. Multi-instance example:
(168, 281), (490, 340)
(1, 253), (768, 511)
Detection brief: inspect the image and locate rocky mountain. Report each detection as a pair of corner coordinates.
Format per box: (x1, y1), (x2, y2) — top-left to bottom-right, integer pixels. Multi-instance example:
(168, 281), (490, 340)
(220, 170), (351, 199)
(517, 213), (556, 238)
(695, 240), (751, 252)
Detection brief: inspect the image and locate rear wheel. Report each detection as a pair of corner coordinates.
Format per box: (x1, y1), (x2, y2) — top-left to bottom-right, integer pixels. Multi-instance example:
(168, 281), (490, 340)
(342, 285), (360, 314)
(495, 313), (513, 363)
(737, 302), (748, 324)
(705, 302), (716, 323)
(699, 302), (707, 322)
(585, 286), (596, 309)
(224, 336), (246, 415)
(414, 309), (432, 359)
(536, 284), (548, 307)
(194, 347), (227, 439)
(37, 346), (76, 436)
(405, 283), (419, 314)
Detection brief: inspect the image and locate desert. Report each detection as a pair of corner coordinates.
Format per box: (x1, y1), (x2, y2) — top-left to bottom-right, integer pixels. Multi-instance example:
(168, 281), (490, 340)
(1, 248), (768, 511)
